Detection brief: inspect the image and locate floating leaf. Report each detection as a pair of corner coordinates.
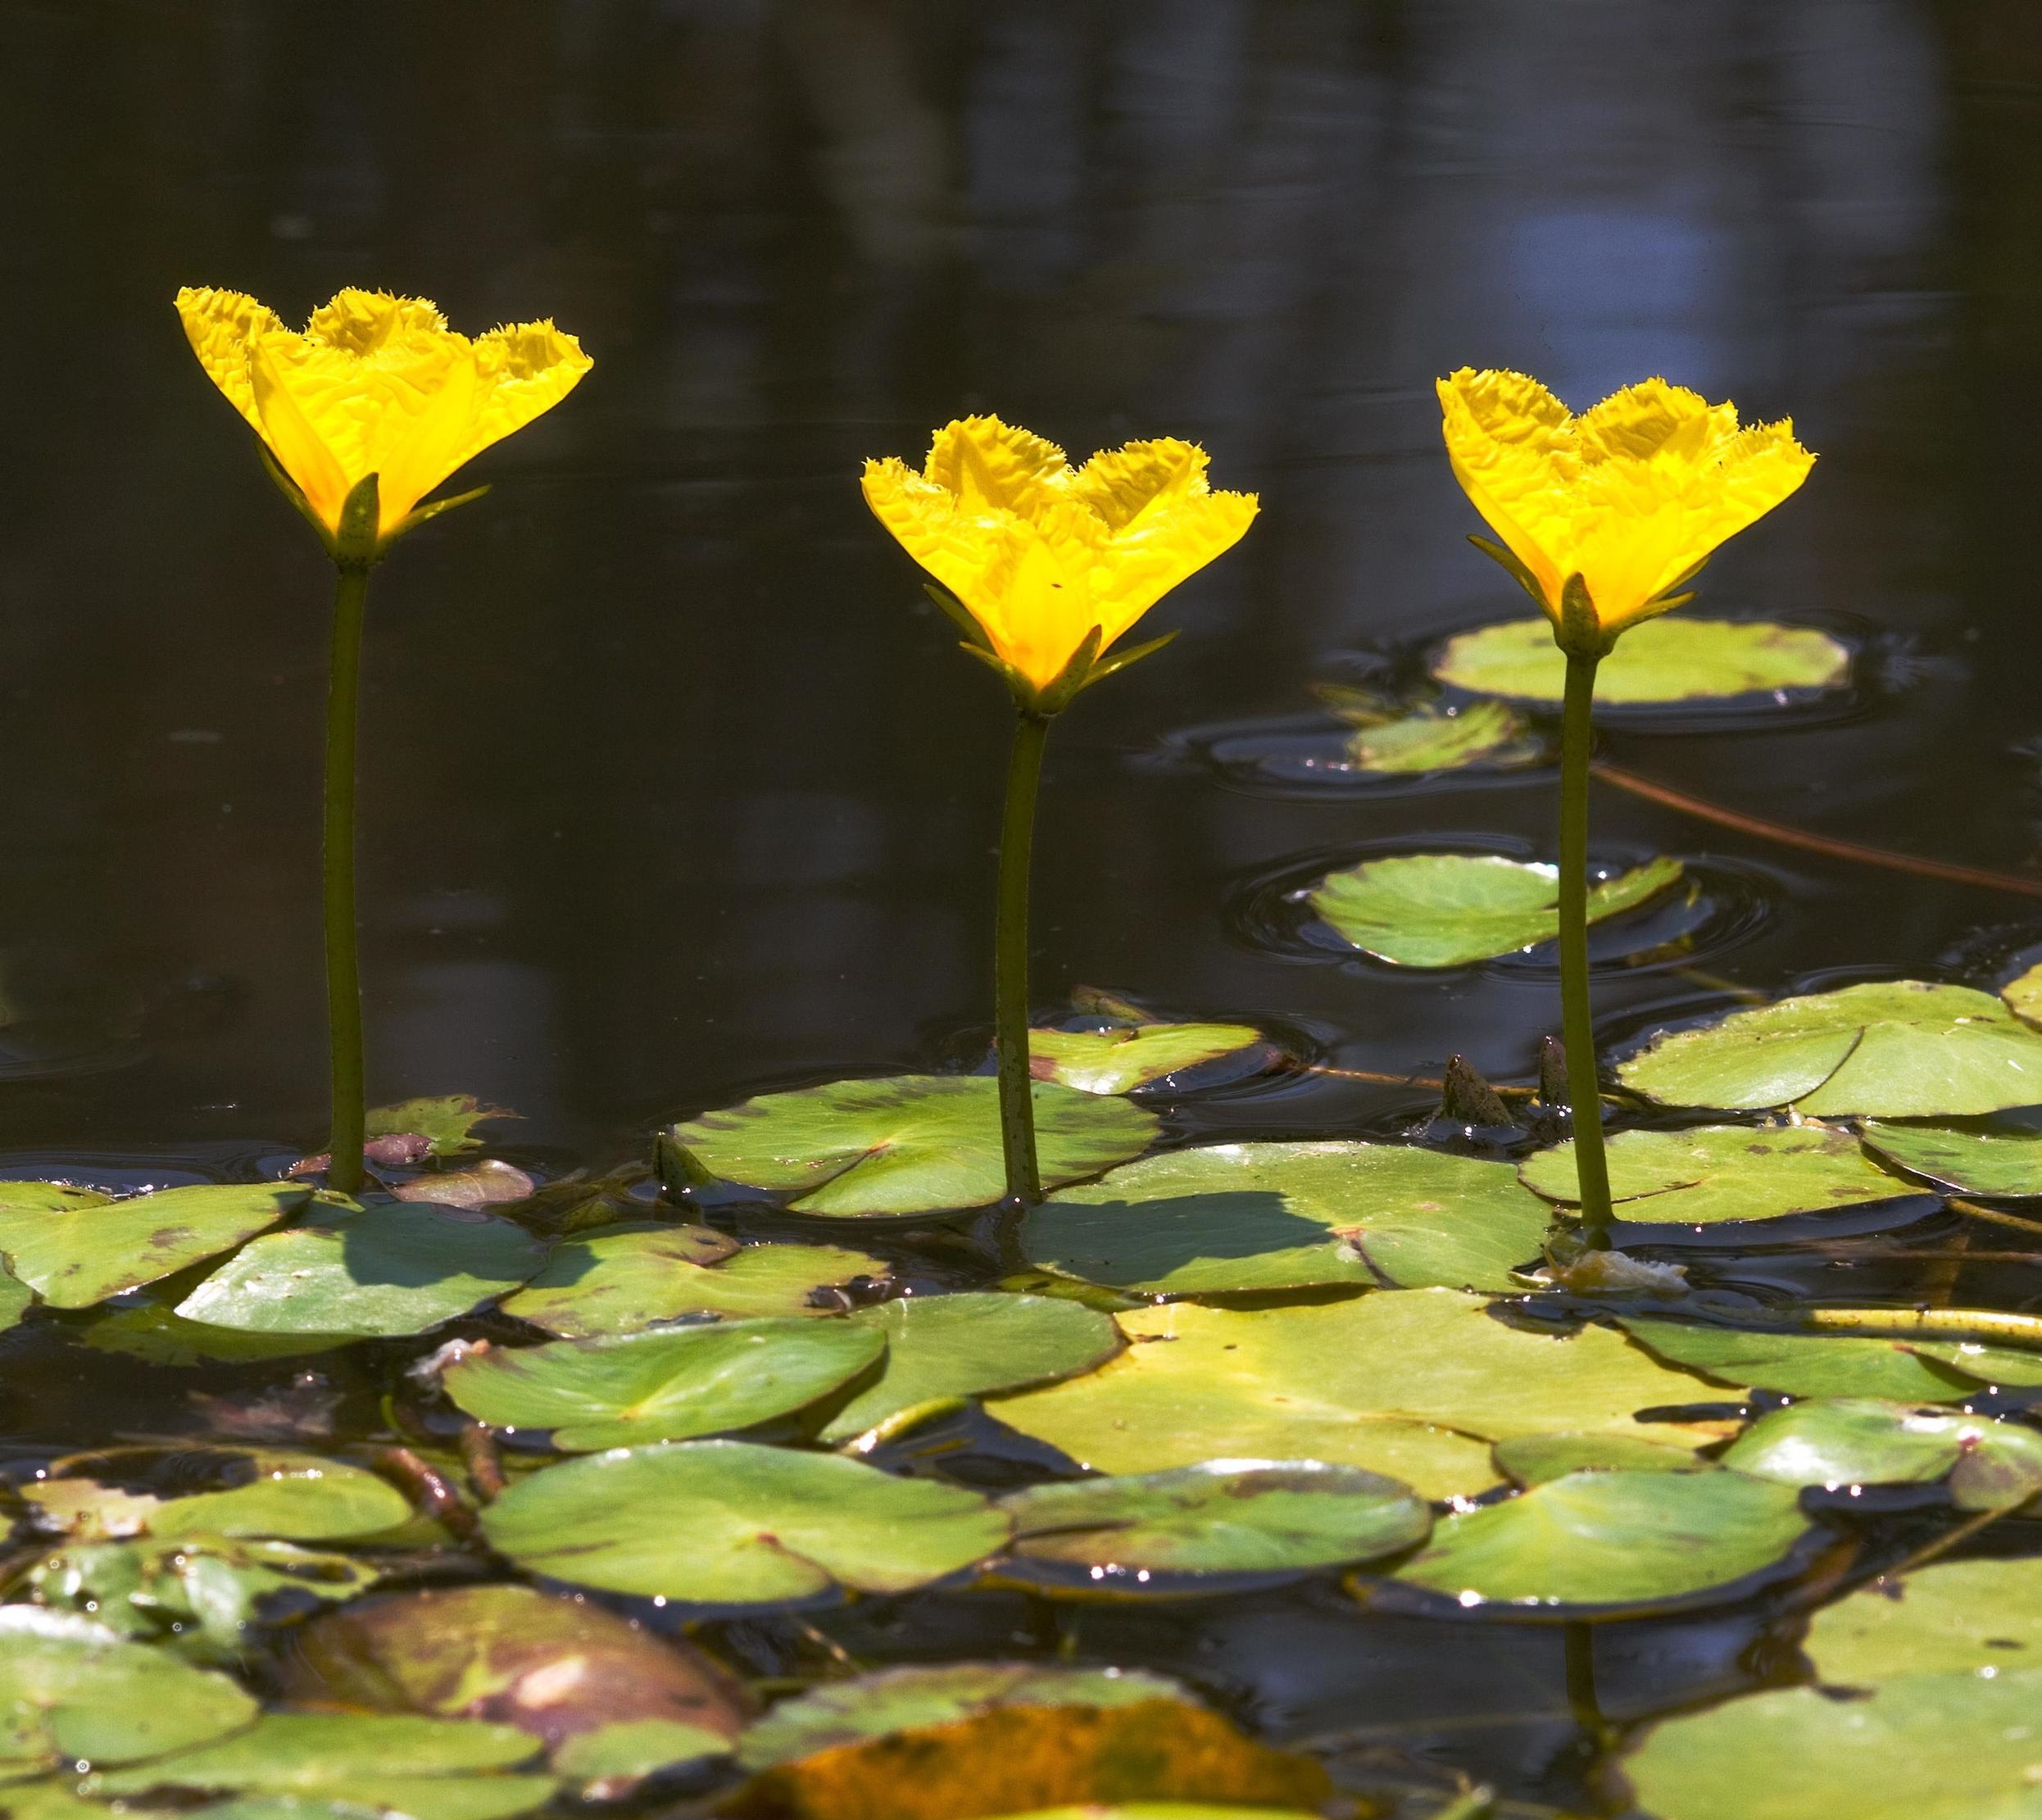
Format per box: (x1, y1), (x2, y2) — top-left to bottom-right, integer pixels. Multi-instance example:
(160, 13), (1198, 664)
(1493, 1432), (1718, 1487)
(501, 1225), (882, 1337)
(480, 1440), (1010, 1604)
(1720, 1398), (2042, 1508)
(818, 1293), (1120, 1445)
(737, 1664), (1188, 1772)
(28, 1448), (411, 1543)
(0, 1608), (259, 1777)
(1020, 1142), (1550, 1297)
(994, 1291), (1726, 1500)
(1520, 1123), (1914, 1226)
(1309, 853), (1683, 968)
(1389, 1468), (1810, 1613)
(443, 1318), (885, 1450)
(1618, 980), (2042, 1117)
(1619, 1316), (2040, 1402)
(2005, 960), (2042, 1028)
(81, 1303), (351, 1365)
(553, 1719), (730, 1783)
(1803, 1558), (2042, 1684)
(0, 1265), (29, 1332)
(1432, 616), (1850, 706)
(1332, 697), (1540, 774)
(1001, 1460), (1430, 1582)
(1860, 1117), (2042, 1197)
(665, 1076), (1156, 1217)
(0, 1184), (306, 1310)
(0, 1182), (111, 1212)
(368, 1096), (517, 1158)
(1026, 1023), (1261, 1095)
(393, 1160), (535, 1210)
(176, 1202), (545, 1337)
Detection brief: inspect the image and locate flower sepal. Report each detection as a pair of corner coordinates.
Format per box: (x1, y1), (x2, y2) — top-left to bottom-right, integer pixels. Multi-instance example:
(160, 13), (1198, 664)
(258, 444), (341, 558)
(333, 474), (383, 573)
(1468, 533), (1552, 617)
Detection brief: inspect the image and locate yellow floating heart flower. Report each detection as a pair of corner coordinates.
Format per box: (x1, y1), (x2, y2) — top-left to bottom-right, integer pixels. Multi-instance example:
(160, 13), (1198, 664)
(1437, 369), (1815, 651)
(176, 287), (592, 548)
(862, 415), (1258, 704)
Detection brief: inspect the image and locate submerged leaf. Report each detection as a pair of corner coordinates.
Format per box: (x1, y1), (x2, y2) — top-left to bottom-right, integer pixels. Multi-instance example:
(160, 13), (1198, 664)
(1332, 697), (1540, 774)
(1432, 616), (1850, 706)
(1026, 1022), (1262, 1095)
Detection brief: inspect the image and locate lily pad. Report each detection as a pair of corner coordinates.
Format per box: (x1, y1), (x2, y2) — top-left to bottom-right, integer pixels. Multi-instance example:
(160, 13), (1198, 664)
(175, 1202), (545, 1337)
(81, 1303), (352, 1365)
(1622, 1666), (2042, 1820)
(737, 1663), (1188, 1771)
(442, 1318), (885, 1450)
(95, 1712), (553, 1820)
(1720, 1398), (2042, 1507)
(1802, 1558), (2042, 1683)
(0, 1265), (29, 1332)
(1618, 980), (2042, 1117)
(27, 1448), (412, 1543)
(0, 1184), (306, 1309)
(1620, 1316), (2041, 1402)
(366, 1096), (517, 1157)
(1001, 1460), (1430, 1581)
(664, 1076), (1156, 1217)
(1309, 852), (1683, 968)
(993, 1291), (1727, 1500)
(1432, 616), (1851, 705)
(1861, 1117), (2042, 1197)
(817, 1293), (1121, 1445)
(553, 1719), (730, 1782)
(480, 1439), (1010, 1604)
(1520, 1123), (1914, 1226)
(0, 1608), (259, 1777)
(1332, 697), (1541, 774)
(2004, 960), (2042, 1028)
(1020, 1141), (1550, 1297)
(1389, 1468), (1810, 1613)
(1026, 1023), (1262, 1095)
(1493, 1432), (1718, 1486)
(501, 1226), (883, 1337)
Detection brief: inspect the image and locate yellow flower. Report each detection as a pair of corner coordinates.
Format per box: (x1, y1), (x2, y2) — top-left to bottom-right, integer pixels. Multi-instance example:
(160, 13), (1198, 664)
(862, 415), (1258, 700)
(176, 287), (592, 547)
(1436, 369), (1815, 647)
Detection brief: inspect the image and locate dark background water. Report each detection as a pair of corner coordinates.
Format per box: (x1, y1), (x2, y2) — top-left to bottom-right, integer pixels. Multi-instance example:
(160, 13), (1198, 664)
(5, 0), (2042, 1166)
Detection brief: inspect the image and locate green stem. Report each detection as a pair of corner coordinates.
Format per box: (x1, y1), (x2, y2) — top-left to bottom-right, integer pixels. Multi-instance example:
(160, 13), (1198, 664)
(323, 561), (371, 1196)
(995, 710), (1050, 1207)
(1558, 650), (1613, 1237)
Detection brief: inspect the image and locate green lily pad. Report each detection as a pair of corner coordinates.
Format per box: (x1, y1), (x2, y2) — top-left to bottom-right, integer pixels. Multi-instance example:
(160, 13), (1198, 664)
(1309, 852), (1684, 968)
(2004, 960), (2042, 1027)
(553, 1718), (730, 1782)
(0, 1266), (29, 1332)
(1803, 1558), (2042, 1683)
(1389, 1468), (1810, 1613)
(994, 1291), (1728, 1500)
(81, 1303), (352, 1365)
(368, 1096), (517, 1157)
(817, 1293), (1121, 1445)
(175, 1202), (545, 1337)
(737, 1663), (1188, 1771)
(27, 1448), (412, 1543)
(501, 1225), (883, 1337)
(0, 1608), (260, 1777)
(1618, 980), (2042, 1117)
(1520, 1123), (1914, 1226)
(94, 1712), (552, 1820)
(1026, 1023), (1262, 1095)
(1493, 1432), (1719, 1486)
(0, 1183), (111, 1212)
(0, 1184), (307, 1310)
(1619, 1316), (2042, 1402)
(1720, 1398), (2042, 1508)
(442, 1318), (885, 1450)
(1020, 1141), (1550, 1297)
(480, 1439), (1010, 1604)
(1907, 1339), (2042, 1387)
(1432, 616), (1851, 706)
(1622, 1667), (2042, 1820)
(664, 1075), (1157, 1217)
(1860, 1118), (2042, 1196)
(1332, 697), (1541, 774)
(1001, 1461), (1430, 1581)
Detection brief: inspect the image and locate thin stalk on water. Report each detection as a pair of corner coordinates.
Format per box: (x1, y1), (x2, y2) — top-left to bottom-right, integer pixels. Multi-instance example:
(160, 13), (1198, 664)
(995, 710), (1051, 1206)
(323, 557), (372, 1196)
(1557, 650), (1614, 1237)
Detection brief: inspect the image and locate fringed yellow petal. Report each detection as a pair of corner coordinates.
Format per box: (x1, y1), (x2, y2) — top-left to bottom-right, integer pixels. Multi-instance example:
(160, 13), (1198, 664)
(1085, 483), (1259, 650)
(925, 415), (1069, 514)
(175, 287), (279, 432)
(251, 340), (354, 532)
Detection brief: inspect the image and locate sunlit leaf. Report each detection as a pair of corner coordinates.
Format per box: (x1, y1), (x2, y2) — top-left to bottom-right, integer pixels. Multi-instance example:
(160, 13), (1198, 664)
(1329, 696), (1541, 774)
(1860, 1117), (2042, 1197)
(1027, 1022), (1262, 1095)
(1432, 616), (1850, 706)
(1803, 1558), (2042, 1684)
(1493, 1432), (1718, 1487)
(1719, 1397), (2042, 1509)
(1618, 1316), (2042, 1401)
(27, 1447), (411, 1544)
(367, 1095), (517, 1158)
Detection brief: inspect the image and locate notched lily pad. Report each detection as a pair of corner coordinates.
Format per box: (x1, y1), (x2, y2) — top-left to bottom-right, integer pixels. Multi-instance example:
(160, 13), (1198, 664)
(27, 1446), (412, 1543)
(1309, 852), (1684, 968)
(1020, 1141), (1551, 1297)
(1860, 1116), (2042, 1197)
(1719, 1397), (2042, 1508)
(1026, 1022), (1263, 1095)
(1618, 1316), (2042, 1403)
(368, 1096), (518, 1158)
(1803, 1557), (2042, 1683)
(664, 1076), (1156, 1217)
(1432, 616), (1851, 706)
(1618, 980), (2042, 1117)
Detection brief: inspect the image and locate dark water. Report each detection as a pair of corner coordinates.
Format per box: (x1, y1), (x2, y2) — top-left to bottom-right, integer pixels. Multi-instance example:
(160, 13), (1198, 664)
(9, 2), (2042, 1812)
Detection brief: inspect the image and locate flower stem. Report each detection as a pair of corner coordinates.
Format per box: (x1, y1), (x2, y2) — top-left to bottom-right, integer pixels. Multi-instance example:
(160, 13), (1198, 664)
(323, 560), (371, 1196)
(1558, 649), (1614, 1238)
(995, 710), (1050, 1207)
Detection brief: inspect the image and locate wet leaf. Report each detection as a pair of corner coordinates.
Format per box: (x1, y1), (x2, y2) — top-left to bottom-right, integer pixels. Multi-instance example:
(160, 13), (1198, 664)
(1027, 1022), (1261, 1095)
(552, 1718), (730, 1782)
(725, 1699), (1330, 1820)
(1493, 1432), (1718, 1486)
(1019, 1141), (1550, 1297)
(28, 1447), (411, 1543)
(1310, 852), (1683, 968)
(0, 1182), (111, 1212)
(1860, 1117), (2042, 1197)
(1001, 1460), (1430, 1580)
(480, 1439), (1010, 1604)
(994, 1291), (1727, 1500)
(1619, 1316), (2040, 1401)
(1618, 980), (2042, 1117)
(1432, 616), (1850, 705)
(176, 1202), (544, 1337)
(368, 1096), (517, 1158)
(1389, 1468), (1811, 1613)
(0, 1184), (306, 1310)
(665, 1076), (1157, 1217)
(817, 1293), (1120, 1445)
(0, 1264), (29, 1332)
(1719, 1397), (2042, 1507)
(80, 1303), (351, 1365)
(1332, 697), (1541, 774)
(393, 1160), (535, 1210)
(1622, 1667), (2042, 1820)
(0, 1608), (259, 1776)
(443, 1318), (885, 1450)
(1520, 1123), (1914, 1225)
(1803, 1558), (2042, 1683)
(502, 1225), (883, 1337)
